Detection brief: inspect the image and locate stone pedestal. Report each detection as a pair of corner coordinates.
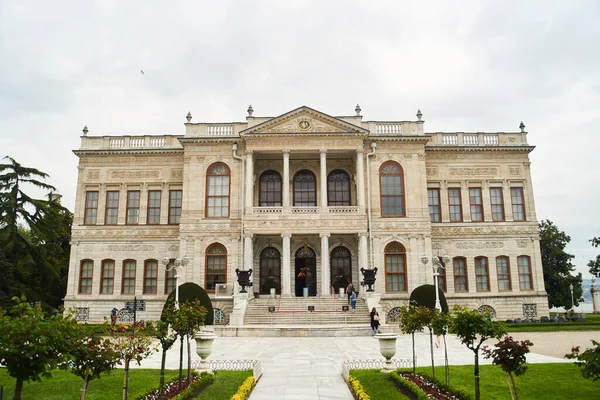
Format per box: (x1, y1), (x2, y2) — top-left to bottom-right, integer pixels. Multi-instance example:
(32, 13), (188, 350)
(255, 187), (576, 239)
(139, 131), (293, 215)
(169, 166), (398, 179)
(229, 292), (248, 326)
(592, 278), (600, 314)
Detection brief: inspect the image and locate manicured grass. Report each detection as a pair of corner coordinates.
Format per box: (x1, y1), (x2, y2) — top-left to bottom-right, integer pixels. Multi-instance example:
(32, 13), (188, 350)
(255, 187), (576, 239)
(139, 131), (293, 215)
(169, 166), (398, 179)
(0, 369), (178, 400)
(500, 313), (600, 332)
(350, 370), (411, 399)
(194, 370), (252, 400)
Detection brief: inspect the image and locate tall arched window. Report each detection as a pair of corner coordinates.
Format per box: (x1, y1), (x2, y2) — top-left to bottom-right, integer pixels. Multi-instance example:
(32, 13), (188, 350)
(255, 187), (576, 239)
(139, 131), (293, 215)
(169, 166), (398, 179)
(293, 170), (316, 206)
(518, 255), (533, 290)
(100, 259), (115, 294)
(79, 259), (94, 294)
(327, 170), (351, 206)
(259, 247), (281, 295)
(379, 161), (405, 217)
(385, 242), (407, 292)
(475, 256), (490, 291)
(331, 246), (352, 291)
(206, 243), (227, 292)
(453, 257), (469, 292)
(206, 162), (230, 217)
(259, 170), (282, 206)
(143, 259), (158, 294)
(496, 256), (512, 291)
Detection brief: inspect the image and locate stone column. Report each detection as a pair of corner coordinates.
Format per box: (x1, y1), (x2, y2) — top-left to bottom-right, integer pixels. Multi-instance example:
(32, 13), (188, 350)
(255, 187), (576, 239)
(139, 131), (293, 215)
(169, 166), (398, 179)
(320, 148), (327, 212)
(358, 233), (368, 271)
(245, 151), (254, 211)
(282, 150), (290, 212)
(356, 148), (366, 212)
(282, 233), (292, 297)
(320, 233), (331, 296)
(591, 278), (600, 314)
(244, 234), (254, 295)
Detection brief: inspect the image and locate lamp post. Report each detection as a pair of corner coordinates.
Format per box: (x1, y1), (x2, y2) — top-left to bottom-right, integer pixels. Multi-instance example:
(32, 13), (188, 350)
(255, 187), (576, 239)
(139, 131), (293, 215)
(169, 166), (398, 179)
(421, 255), (450, 311)
(569, 283), (574, 311)
(162, 255), (189, 309)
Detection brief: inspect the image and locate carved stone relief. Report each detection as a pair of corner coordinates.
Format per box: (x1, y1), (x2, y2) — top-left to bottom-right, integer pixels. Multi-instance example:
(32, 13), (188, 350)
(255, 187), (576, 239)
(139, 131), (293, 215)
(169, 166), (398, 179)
(167, 244), (179, 251)
(432, 226), (538, 236)
(516, 239), (529, 248)
(449, 167), (498, 176)
(509, 166), (520, 175)
(454, 241), (504, 249)
(87, 170), (100, 180)
(110, 170), (160, 179)
(171, 169), (183, 179)
(106, 244), (155, 251)
(426, 167), (438, 176)
(71, 229), (179, 239)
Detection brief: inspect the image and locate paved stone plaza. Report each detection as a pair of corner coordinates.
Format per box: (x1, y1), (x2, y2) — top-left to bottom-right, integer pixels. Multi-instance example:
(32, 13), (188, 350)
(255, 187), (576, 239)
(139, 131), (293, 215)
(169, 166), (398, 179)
(133, 329), (582, 400)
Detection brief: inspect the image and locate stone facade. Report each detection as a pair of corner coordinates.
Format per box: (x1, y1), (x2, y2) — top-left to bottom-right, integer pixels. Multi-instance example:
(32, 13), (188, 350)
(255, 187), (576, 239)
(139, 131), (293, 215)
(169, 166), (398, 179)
(64, 106), (549, 322)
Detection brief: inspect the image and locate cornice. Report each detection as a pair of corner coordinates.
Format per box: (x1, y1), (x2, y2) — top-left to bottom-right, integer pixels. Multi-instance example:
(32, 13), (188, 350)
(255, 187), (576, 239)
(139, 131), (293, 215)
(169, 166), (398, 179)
(425, 146), (535, 153)
(73, 149), (184, 156)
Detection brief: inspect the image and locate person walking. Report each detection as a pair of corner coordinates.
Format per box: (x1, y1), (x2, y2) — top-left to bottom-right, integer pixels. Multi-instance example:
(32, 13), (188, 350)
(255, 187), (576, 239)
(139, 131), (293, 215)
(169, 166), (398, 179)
(350, 291), (357, 312)
(370, 307), (380, 335)
(346, 283), (354, 305)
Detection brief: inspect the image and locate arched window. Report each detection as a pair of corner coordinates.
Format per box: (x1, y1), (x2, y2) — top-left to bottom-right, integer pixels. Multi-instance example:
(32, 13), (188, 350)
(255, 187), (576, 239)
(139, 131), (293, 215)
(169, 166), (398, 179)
(100, 259), (115, 294)
(453, 257), (468, 292)
(518, 256), (533, 290)
(385, 242), (407, 292)
(206, 162), (230, 217)
(293, 170), (316, 206)
(496, 256), (512, 291)
(79, 259), (93, 294)
(206, 244), (227, 292)
(475, 256), (490, 291)
(331, 246), (352, 291)
(379, 161), (405, 217)
(259, 247), (281, 295)
(259, 170), (282, 206)
(143, 259), (158, 294)
(327, 169), (351, 206)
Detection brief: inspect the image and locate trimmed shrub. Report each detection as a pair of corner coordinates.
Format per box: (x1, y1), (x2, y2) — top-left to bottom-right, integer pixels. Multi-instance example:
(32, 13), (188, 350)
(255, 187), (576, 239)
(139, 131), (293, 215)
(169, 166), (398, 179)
(163, 282), (214, 325)
(409, 284), (449, 313)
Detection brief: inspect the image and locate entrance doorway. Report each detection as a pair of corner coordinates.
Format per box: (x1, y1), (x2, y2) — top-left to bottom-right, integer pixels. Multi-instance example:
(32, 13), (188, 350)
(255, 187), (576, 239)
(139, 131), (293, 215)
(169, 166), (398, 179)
(295, 245), (317, 297)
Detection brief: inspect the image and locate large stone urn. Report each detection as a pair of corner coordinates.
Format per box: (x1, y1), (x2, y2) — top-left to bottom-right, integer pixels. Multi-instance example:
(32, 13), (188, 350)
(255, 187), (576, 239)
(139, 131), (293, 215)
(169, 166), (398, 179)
(194, 330), (217, 370)
(376, 333), (398, 371)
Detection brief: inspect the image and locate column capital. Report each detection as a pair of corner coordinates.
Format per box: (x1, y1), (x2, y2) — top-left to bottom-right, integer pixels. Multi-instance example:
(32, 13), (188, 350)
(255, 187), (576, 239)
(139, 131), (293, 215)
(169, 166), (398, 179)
(281, 233), (292, 239)
(357, 232), (368, 238)
(245, 150), (254, 156)
(319, 148), (327, 154)
(356, 147), (364, 154)
(319, 232), (331, 238)
(282, 149), (290, 155)
(244, 233), (254, 239)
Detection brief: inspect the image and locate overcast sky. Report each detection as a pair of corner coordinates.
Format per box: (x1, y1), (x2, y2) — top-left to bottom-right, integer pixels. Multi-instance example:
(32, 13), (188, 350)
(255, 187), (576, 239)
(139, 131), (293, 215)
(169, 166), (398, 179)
(1, 1), (599, 279)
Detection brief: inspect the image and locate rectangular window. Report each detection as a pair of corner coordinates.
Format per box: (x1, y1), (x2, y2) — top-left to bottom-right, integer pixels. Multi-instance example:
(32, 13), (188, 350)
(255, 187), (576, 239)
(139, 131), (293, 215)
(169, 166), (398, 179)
(105, 191), (119, 225)
(448, 188), (463, 222)
(469, 188), (484, 222)
(490, 187), (505, 221)
(428, 188), (441, 222)
(385, 254), (407, 292)
(100, 260), (115, 294)
(453, 258), (468, 292)
(165, 268), (177, 295)
(438, 264), (447, 292)
(147, 190), (161, 224)
(84, 191), (99, 225)
(206, 255), (227, 292)
(475, 257), (490, 291)
(511, 187), (526, 221)
(143, 260), (158, 294)
(169, 190), (182, 224)
(122, 260), (136, 294)
(496, 257), (511, 291)
(79, 260), (93, 294)
(207, 176), (230, 217)
(518, 256), (533, 290)
(126, 191), (140, 225)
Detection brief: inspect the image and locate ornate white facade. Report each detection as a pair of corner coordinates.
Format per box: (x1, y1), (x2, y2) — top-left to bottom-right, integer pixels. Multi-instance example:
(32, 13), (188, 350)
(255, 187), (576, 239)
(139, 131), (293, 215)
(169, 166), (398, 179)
(64, 106), (548, 323)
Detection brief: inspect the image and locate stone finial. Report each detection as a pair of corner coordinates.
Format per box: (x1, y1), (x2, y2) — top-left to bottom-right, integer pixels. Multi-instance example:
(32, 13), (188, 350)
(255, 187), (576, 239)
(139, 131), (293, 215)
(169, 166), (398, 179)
(519, 121), (526, 132)
(186, 112), (192, 122)
(82, 125), (88, 136)
(247, 104), (254, 117)
(416, 109), (423, 121)
(355, 104), (362, 116)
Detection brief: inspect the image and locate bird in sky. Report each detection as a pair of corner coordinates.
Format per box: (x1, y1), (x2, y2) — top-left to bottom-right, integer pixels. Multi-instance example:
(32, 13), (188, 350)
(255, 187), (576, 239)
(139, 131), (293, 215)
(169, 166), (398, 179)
(141, 70), (144, 74)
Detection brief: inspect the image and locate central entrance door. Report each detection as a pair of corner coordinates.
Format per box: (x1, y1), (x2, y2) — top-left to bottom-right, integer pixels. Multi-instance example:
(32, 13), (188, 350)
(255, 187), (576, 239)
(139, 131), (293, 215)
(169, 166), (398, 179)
(295, 245), (317, 297)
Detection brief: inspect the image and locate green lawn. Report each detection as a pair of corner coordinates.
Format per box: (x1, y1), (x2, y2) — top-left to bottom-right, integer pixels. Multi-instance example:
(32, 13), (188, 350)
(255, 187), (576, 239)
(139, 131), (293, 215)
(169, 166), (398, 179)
(194, 370), (252, 399)
(501, 313), (600, 332)
(350, 370), (411, 399)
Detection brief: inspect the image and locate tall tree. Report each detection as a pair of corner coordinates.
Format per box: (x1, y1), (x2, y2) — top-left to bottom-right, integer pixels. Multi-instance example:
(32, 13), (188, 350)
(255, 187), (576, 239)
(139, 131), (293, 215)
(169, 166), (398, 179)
(588, 235), (600, 278)
(539, 219), (582, 308)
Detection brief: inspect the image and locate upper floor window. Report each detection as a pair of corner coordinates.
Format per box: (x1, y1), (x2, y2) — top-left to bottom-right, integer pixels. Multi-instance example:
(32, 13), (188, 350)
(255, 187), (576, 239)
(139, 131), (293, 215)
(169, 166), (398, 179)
(293, 170), (316, 206)
(259, 170), (282, 206)
(143, 259), (158, 294)
(427, 188), (441, 222)
(126, 191), (140, 225)
(437, 260), (447, 292)
(165, 267), (176, 295)
(79, 260), (93, 294)
(490, 187), (505, 221)
(384, 242), (407, 292)
(475, 256), (490, 291)
(105, 191), (119, 225)
(100, 259), (115, 294)
(84, 191), (98, 225)
(169, 190), (182, 224)
(518, 255), (533, 290)
(379, 161), (405, 217)
(496, 256), (512, 291)
(511, 187), (526, 221)
(453, 257), (468, 292)
(122, 260), (136, 294)
(206, 243), (227, 292)
(327, 169), (351, 206)
(448, 188), (463, 222)
(206, 163), (230, 217)
(469, 188), (484, 222)
(147, 190), (161, 224)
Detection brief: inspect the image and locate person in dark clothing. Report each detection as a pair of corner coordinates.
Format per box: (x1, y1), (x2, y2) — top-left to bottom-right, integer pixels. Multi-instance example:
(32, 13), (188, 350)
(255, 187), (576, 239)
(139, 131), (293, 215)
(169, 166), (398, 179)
(346, 283), (355, 304)
(370, 307), (380, 335)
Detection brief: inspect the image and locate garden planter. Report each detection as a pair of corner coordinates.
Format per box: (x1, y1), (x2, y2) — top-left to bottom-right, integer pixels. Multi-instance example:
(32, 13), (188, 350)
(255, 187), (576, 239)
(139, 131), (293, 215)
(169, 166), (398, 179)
(376, 333), (398, 371)
(194, 331), (217, 370)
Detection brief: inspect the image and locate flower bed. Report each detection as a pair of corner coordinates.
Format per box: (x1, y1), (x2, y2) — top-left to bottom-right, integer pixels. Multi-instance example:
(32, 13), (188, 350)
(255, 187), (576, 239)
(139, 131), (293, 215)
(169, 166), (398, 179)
(231, 376), (255, 400)
(395, 373), (463, 400)
(135, 372), (215, 400)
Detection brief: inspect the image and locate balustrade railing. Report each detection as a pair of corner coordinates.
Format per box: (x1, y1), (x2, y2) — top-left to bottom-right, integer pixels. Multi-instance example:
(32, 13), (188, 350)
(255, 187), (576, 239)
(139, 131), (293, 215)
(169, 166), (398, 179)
(252, 207), (283, 214)
(341, 358), (413, 379)
(375, 123), (402, 135)
(328, 206), (359, 214)
(291, 207), (319, 214)
(206, 124), (234, 136)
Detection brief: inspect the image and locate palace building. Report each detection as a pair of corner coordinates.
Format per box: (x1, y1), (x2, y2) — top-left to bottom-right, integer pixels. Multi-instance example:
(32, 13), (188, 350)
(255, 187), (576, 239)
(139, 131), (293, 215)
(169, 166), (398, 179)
(64, 105), (548, 324)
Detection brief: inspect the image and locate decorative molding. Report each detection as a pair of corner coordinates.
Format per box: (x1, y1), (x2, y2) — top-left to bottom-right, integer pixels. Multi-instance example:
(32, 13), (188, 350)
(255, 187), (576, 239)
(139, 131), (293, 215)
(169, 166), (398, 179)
(516, 239), (529, 248)
(372, 221), (429, 231)
(82, 245), (94, 251)
(245, 219), (367, 231)
(449, 167), (498, 176)
(426, 167), (438, 176)
(87, 170), (100, 180)
(110, 170), (160, 179)
(106, 244), (155, 251)
(454, 241), (504, 249)
(167, 244), (179, 251)
(509, 166), (520, 175)
(431, 242), (442, 249)
(72, 229), (179, 239)
(81, 156), (183, 164)
(426, 153), (529, 160)
(432, 225), (538, 236)
(171, 169), (183, 179)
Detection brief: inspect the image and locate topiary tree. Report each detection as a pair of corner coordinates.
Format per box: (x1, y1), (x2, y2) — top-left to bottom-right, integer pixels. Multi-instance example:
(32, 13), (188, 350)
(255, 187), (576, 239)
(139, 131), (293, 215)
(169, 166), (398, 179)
(483, 336), (533, 400)
(164, 282), (213, 325)
(409, 284), (449, 313)
(566, 340), (600, 382)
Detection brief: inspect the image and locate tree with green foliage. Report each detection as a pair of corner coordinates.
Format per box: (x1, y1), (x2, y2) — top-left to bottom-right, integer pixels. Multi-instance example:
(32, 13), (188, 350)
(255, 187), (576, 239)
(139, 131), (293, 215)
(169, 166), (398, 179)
(483, 336), (533, 400)
(566, 340), (600, 382)
(587, 235), (600, 278)
(398, 302), (426, 373)
(449, 306), (505, 400)
(0, 296), (80, 400)
(431, 310), (452, 386)
(539, 219), (582, 308)
(148, 297), (179, 400)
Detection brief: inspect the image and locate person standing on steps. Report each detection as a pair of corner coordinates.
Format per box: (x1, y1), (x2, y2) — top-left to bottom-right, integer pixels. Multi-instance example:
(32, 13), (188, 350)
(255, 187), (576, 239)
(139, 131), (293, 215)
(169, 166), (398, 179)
(346, 282), (355, 305)
(370, 307), (380, 335)
(350, 291), (357, 312)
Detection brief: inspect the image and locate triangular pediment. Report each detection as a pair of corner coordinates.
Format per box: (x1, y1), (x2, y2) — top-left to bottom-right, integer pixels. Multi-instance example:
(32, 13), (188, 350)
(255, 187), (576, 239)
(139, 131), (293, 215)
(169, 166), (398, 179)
(240, 106), (369, 135)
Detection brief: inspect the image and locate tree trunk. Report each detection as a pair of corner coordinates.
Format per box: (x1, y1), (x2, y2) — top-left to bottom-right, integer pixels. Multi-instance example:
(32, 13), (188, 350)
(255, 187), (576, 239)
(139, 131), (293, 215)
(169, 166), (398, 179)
(13, 378), (24, 400)
(429, 328), (435, 380)
(506, 371), (518, 400)
(474, 353), (480, 400)
(178, 335), (184, 392)
(159, 347), (167, 400)
(80, 375), (90, 400)
(187, 335), (191, 384)
(122, 358), (130, 400)
(412, 332), (416, 373)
